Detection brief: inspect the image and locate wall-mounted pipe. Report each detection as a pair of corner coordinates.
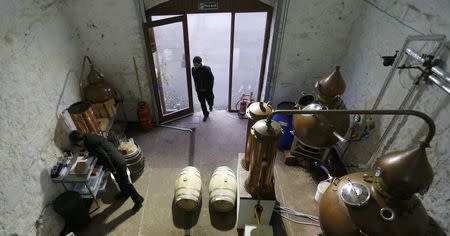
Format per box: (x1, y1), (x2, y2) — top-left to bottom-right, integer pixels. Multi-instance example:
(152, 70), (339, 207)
(428, 75), (450, 95)
(361, 36), (446, 169)
(267, 109), (435, 148)
(371, 34), (446, 110)
(405, 48), (425, 63)
(405, 47), (450, 96)
(431, 67), (450, 84)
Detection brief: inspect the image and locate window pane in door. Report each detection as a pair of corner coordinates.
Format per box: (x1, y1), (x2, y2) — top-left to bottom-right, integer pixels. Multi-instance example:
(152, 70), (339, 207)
(152, 22), (189, 115)
(231, 12), (267, 107)
(188, 13), (231, 110)
(151, 15), (181, 21)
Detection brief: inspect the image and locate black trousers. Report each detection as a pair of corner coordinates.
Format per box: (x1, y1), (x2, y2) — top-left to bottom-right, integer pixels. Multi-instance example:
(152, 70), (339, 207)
(113, 164), (142, 203)
(197, 90), (214, 116)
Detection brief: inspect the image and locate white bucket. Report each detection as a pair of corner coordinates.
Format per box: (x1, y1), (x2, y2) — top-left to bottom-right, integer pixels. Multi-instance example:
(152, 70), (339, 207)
(174, 166), (202, 211)
(209, 166), (237, 212)
(314, 180), (331, 203)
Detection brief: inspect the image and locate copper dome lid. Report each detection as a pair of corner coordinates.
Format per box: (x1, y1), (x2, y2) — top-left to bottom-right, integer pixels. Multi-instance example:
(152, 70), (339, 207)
(375, 145), (433, 199)
(87, 64), (105, 84)
(246, 102), (273, 121)
(317, 66), (346, 98)
(251, 119), (283, 142)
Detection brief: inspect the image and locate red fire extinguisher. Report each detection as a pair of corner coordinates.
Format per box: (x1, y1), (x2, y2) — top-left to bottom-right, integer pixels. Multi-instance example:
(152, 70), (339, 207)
(137, 101), (152, 131)
(237, 92), (254, 119)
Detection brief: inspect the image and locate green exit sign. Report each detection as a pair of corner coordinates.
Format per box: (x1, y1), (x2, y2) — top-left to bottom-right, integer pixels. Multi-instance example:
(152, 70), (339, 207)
(199, 1), (218, 10)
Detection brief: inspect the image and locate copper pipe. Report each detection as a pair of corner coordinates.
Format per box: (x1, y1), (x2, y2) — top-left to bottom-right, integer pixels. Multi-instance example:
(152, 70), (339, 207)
(79, 56), (93, 98)
(255, 204), (263, 225)
(268, 110), (435, 147)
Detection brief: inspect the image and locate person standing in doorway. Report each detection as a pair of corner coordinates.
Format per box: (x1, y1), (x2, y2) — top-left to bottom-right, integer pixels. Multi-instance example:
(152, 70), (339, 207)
(192, 56), (214, 121)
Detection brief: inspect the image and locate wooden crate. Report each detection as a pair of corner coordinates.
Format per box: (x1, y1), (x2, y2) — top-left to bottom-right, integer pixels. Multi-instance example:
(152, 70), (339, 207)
(91, 98), (117, 119)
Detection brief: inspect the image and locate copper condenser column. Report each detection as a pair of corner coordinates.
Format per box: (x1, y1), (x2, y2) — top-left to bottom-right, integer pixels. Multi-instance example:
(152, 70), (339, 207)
(68, 101), (101, 134)
(245, 119), (282, 199)
(241, 102), (273, 170)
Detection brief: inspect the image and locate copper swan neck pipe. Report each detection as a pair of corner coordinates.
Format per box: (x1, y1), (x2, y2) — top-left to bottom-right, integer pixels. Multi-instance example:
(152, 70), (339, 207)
(267, 109), (436, 147)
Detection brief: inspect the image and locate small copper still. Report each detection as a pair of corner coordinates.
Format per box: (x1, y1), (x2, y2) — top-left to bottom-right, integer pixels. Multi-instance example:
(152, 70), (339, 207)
(245, 119), (283, 199)
(291, 66), (350, 149)
(81, 56), (118, 103)
(242, 102), (273, 170)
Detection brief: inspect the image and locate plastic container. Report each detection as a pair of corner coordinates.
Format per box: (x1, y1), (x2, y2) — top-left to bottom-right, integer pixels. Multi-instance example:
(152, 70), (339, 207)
(315, 180), (331, 203)
(273, 102), (295, 150)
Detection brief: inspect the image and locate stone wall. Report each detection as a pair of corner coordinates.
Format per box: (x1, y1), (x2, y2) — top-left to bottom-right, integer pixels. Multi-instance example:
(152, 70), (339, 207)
(62, 0), (155, 122)
(268, 0), (365, 106)
(0, 0), (83, 235)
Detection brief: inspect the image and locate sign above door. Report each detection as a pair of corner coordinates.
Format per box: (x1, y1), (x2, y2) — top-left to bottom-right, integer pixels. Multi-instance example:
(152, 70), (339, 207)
(199, 1), (218, 10)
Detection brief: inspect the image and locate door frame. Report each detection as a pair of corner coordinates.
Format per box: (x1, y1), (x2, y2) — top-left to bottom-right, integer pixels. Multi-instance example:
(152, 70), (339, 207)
(145, 0), (273, 113)
(143, 15), (194, 123)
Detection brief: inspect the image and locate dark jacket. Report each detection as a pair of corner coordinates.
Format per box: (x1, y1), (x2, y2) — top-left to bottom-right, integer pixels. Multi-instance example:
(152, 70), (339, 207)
(84, 133), (125, 172)
(192, 65), (214, 92)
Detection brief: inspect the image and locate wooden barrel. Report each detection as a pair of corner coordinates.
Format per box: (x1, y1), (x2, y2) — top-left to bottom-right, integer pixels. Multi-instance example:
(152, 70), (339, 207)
(208, 166), (237, 212)
(124, 145), (144, 182)
(174, 166), (202, 211)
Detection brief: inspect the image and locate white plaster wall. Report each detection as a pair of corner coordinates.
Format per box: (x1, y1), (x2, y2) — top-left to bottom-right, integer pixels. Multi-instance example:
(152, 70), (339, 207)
(61, 0), (155, 122)
(269, 0), (366, 106)
(0, 0), (83, 235)
(340, 0), (450, 232)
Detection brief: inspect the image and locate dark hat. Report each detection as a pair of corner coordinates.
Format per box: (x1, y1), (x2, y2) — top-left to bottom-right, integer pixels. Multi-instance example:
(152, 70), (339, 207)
(193, 56), (202, 64)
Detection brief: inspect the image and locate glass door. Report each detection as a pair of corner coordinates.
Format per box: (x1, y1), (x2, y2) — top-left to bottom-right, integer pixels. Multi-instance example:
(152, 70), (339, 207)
(230, 12), (268, 111)
(144, 15), (193, 123)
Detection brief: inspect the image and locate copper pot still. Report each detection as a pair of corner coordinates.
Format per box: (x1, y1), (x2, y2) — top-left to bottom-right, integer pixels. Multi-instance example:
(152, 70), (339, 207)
(68, 101), (101, 134)
(83, 64), (117, 103)
(242, 102), (273, 170)
(319, 145), (434, 236)
(292, 103), (350, 148)
(245, 119), (283, 199)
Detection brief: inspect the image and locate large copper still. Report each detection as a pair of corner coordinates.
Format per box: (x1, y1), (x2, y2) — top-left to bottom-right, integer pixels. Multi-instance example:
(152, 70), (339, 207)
(245, 119), (283, 199)
(320, 142), (434, 235)
(320, 170), (430, 235)
(242, 102), (273, 170)
(271, 109), (435, 236)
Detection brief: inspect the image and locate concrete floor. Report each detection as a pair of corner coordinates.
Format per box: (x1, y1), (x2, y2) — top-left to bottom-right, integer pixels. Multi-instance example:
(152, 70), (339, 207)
(76, 110), (321, 236)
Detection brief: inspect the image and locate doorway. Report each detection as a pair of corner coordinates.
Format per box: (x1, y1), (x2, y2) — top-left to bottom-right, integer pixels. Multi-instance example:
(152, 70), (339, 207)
(144, 1), (272, 123)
